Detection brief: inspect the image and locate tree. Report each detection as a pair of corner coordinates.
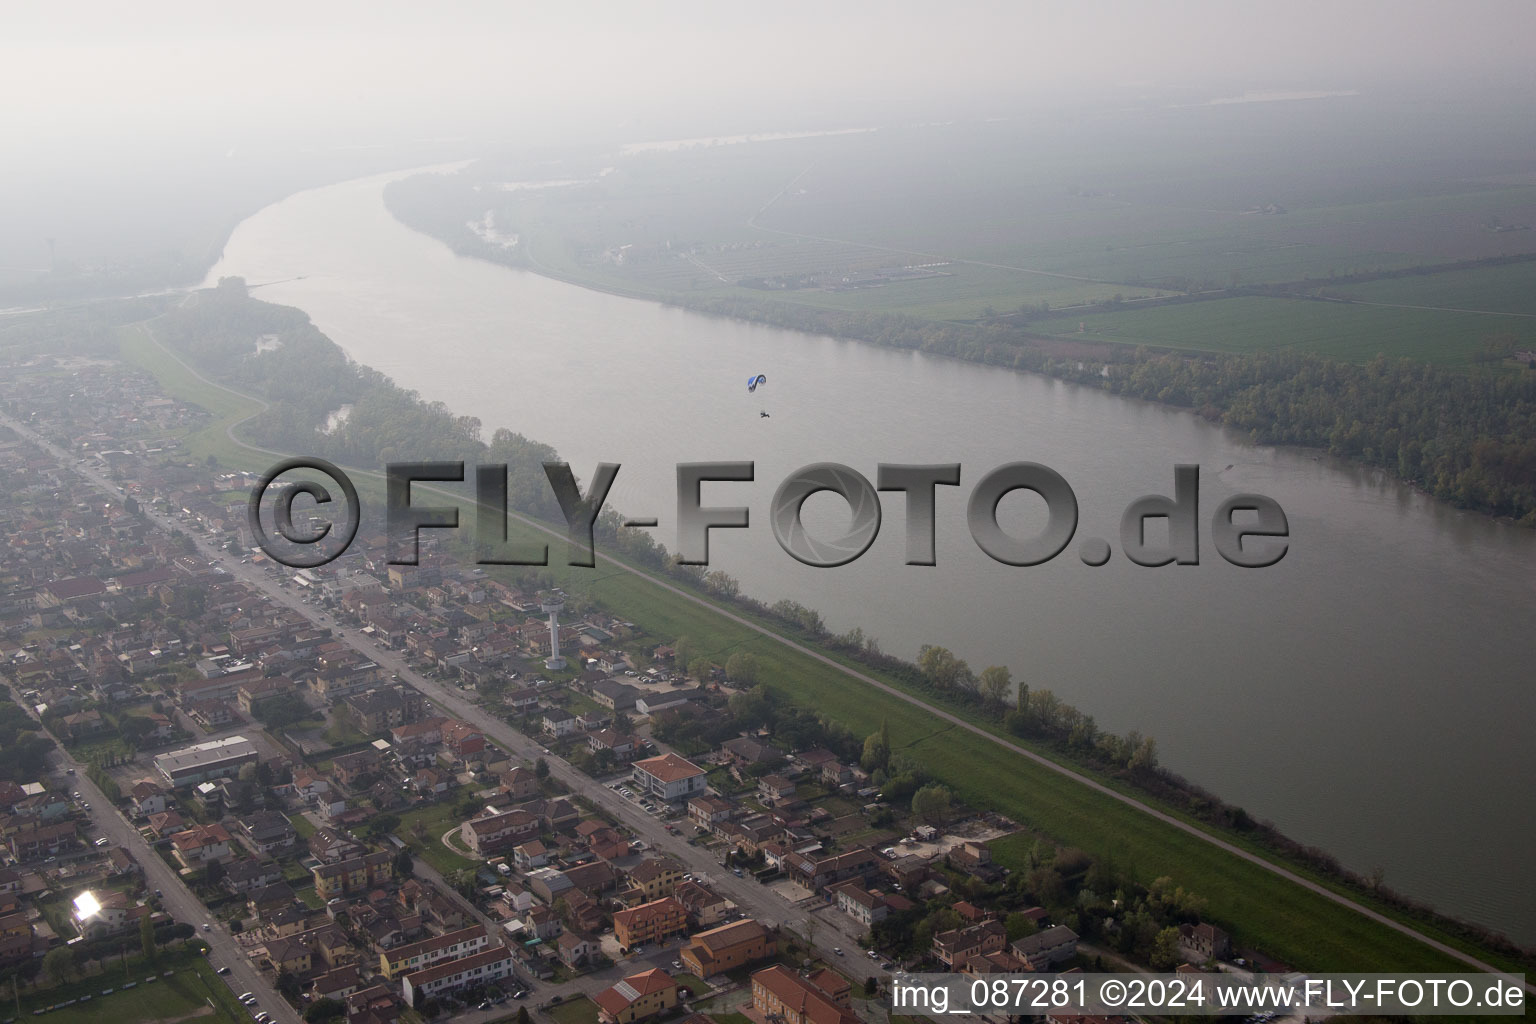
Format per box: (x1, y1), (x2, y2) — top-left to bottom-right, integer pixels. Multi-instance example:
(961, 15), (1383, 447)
(43, 946), (78, 985)
(305, 998), (346, 1023)
(724, 652), (760, 686)
(860, 722), (890, 773)
(671, 636), (694, 673)
(864, 976), (878, 996)
(534, 757), (550, 780)
(910, 783), (953, 827)
(141, 912), (158, 961)
(393, 848), (414, 877)
(204, 857), (226, 889)
(1128, 735), (1159, 773)
(1004, 911), (1039, 943)
(1150, 926), (1182, 970)
(277, 969), (302, 1002)
(978, 665), (1012, 708)
(516, 1008), (531, 1024)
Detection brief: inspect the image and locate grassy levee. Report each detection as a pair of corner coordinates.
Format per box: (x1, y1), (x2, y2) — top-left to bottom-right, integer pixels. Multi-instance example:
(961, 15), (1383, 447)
(116, 319), (1530, 979)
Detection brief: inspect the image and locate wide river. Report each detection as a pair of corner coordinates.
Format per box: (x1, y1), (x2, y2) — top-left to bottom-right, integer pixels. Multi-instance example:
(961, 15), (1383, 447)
(206, 168), (1536, 944)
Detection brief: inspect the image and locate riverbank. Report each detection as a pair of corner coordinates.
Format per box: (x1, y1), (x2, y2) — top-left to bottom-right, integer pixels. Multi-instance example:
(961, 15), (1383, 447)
(382, 170), (1536, 528)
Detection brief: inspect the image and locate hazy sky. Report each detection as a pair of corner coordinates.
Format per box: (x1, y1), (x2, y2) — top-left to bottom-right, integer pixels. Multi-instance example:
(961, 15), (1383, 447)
(6, 0), (1536, 150)
(4, 0), (1533, 278)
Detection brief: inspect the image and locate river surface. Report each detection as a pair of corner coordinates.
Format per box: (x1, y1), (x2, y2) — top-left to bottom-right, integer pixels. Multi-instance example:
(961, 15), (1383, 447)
(205, 169), (1536, 945)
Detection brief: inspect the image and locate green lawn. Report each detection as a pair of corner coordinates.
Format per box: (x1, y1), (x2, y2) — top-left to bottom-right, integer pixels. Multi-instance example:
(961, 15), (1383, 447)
(19, 947), (243, 1024)
(295, 883), (326, 909)
(398, 801), (481, 874)
(544, 996), (599, 1024)
(1036, 294), (1536, 366)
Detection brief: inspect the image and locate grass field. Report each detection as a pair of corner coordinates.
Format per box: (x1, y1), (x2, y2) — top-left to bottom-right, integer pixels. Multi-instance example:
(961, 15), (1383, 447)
(114, 316), (1530, 979)
(397, 801), (481, 875)
(20, 948), (243, 1024)
(1034, 294), (1536, 366)
(545, 995), (599, 1024)
(1334, 260), (1536, 315)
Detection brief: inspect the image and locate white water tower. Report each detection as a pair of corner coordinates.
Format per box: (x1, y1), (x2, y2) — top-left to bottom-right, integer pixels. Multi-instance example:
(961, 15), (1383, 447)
(540, 589), (568, 670)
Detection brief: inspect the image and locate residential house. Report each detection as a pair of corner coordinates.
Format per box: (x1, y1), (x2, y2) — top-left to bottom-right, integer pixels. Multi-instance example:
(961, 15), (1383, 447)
(223, 858), (284, 895)
(674, 880), (731, 929)
(400, 945), (515, 1008)
(624, 857), (685, 903)
(379, 925), (490, 979)
(129, 781), (168, 817)
(499, 766), (539, 802)
(586, 729), (638, 762)
(935, 919), (1008, 971)
(751, 965), (859, 1024)
(687, 794), (736, 830)
(313, 851), (392, 899)
(239, 810), (297, 855)
(1012, 925), (1080, 970)
(170, 823), (233, 868)
(309, 827), (361, 864)
(594, 968), (677, 1024)
(613, 897), (687, 950)
(332, 749), (381, 789)
(265, 935), (313, 975)
(441, 720), (485, 759)
(757, 775), (797, 806)
(542, 707), (577, 737)
(556, 930), (594, 968)
(831, 883), (890, 928)
(783, 847), (879, 893)
(1178, 922), (1231, 964)
(461, 809), (539, 855)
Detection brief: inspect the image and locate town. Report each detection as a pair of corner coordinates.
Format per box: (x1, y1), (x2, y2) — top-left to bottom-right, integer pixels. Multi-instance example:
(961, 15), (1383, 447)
(0, 352), (1283, 1024)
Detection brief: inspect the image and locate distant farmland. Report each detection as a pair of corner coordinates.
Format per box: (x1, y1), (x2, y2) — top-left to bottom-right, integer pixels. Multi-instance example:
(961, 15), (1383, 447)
(1333, 260), (1536, 315)
(1034, 294), (1536, 366)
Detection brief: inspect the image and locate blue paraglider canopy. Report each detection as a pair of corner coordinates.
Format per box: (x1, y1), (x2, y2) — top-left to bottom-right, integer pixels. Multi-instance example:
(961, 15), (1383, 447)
(747, 373), (767, 393)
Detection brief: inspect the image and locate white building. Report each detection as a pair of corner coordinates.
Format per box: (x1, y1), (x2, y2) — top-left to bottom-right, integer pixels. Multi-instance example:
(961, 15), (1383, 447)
(400, 945), (515, 1007)
(631, 753), (707, 803)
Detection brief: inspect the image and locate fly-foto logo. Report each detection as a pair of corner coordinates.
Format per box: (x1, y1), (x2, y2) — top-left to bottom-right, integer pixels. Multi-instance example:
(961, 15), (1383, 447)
(248, 459), (1288, 570)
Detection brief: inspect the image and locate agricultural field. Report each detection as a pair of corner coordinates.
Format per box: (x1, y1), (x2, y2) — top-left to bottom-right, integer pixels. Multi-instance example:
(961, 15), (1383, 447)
(1033, 294), (1536, 366)
(1331, 259), (1536, 315)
